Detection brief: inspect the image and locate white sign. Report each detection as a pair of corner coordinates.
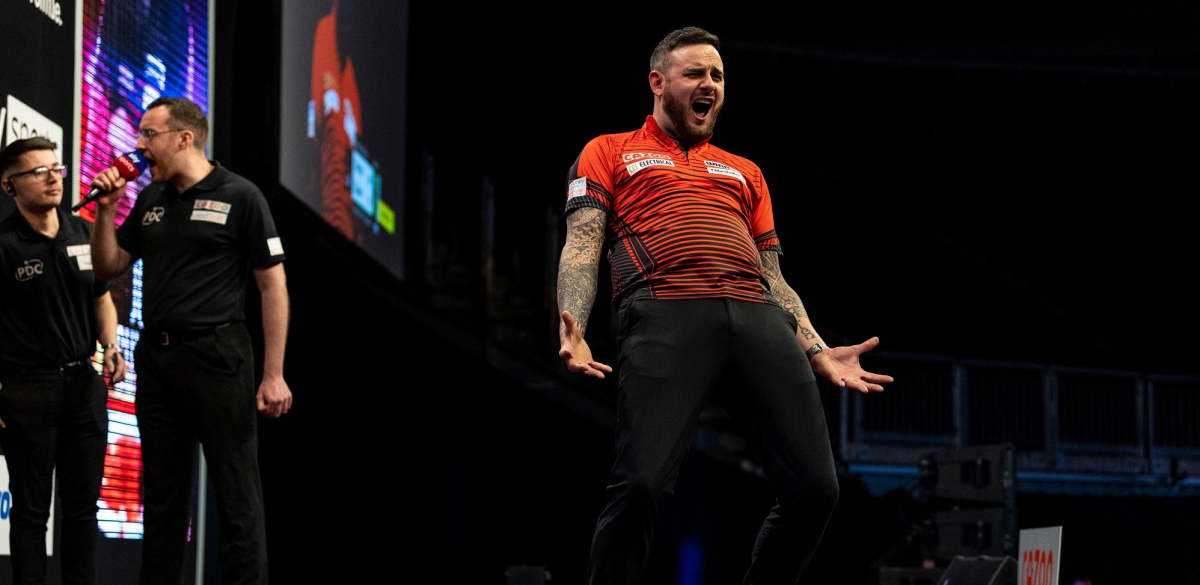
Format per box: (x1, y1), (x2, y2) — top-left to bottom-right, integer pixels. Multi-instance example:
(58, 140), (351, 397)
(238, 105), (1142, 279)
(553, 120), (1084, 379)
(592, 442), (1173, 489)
(1018, 526), (1062, 585)
(2, 95), (65, 162)
(0, 455), (56, 556)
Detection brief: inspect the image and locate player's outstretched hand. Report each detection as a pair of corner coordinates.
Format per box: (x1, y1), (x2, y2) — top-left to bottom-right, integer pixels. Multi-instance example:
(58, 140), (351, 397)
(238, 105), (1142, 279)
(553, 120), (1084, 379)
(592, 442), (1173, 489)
(257, 374), (293, 418)
(811, 336), (894, 393)
(559, 311), (613, 380)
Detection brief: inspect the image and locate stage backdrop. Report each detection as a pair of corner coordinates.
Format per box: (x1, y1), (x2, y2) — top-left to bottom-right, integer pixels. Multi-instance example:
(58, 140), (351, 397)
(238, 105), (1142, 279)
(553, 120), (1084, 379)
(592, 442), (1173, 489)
(279, 0), (409, 281)
(79, 0), (210, 541)
(0, 0), (76, 219)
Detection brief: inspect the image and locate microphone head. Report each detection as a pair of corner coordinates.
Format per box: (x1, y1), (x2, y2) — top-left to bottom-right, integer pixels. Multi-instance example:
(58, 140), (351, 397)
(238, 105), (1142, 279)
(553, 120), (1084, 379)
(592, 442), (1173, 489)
(114, 151), (149, 180)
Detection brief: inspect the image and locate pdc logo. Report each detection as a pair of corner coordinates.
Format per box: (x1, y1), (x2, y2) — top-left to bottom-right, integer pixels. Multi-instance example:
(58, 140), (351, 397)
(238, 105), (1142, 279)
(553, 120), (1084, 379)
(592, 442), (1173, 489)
(142, 206), (165, 225)
(16, 259), (44, 282)
(0, 490), (10, 520)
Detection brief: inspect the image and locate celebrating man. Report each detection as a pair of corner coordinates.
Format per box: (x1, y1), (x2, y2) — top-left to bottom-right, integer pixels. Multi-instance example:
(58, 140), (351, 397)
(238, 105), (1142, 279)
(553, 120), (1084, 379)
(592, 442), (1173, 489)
(88, 97), (291, 584)
(0, 137), (126, 585)
(556, 27), (893, 584)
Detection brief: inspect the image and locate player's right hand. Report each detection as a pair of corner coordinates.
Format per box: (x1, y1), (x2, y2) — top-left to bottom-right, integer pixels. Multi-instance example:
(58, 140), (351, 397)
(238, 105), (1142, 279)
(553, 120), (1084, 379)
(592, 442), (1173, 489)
(89, 167), (128, 207)
(559, 311), (613, 380)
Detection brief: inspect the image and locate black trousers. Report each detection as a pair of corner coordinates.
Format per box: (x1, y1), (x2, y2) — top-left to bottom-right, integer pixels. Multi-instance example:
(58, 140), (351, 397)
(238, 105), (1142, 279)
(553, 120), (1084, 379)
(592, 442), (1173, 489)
(134, 323), (267, 585)
(0, 365), (108, 585)
(589, 298), (840, 585)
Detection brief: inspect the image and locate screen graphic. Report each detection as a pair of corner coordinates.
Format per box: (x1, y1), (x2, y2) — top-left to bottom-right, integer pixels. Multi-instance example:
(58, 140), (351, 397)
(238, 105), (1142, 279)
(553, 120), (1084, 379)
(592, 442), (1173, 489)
(79, 0), (210, 539)
(280, 0), (408, 280)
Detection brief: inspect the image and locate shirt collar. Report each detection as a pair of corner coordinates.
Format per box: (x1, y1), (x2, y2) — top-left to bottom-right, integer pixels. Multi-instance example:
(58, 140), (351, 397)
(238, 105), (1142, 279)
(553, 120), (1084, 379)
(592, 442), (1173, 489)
(643, 114), (713, 154)
(165, 160), (227, 198)
(13, 207), (68, 242)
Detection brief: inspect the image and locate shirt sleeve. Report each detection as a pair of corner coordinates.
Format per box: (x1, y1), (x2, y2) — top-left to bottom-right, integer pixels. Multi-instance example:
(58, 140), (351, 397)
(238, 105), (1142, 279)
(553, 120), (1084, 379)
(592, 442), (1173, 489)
(564, 136), (615, 216)
(240, 188), (286, 268)
(115, 191), (145, 260)
(750, 170), (782, 255)
(93, 277), (110, 298)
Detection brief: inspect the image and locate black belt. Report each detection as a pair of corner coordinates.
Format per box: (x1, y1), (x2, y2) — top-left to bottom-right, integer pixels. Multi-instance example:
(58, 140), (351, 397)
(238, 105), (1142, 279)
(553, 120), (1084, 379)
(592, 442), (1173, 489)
(143, 323), (234, 347)
(5, 357), (94, 377)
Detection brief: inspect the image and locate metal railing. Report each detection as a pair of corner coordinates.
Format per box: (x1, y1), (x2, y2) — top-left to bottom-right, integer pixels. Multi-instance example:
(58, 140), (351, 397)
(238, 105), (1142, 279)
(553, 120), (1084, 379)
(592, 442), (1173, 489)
(844, 351), (1200, 494)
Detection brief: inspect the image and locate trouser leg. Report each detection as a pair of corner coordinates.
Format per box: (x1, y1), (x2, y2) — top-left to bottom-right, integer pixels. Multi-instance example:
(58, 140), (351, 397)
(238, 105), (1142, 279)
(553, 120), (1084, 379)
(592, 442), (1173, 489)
(0, 376), (60, 585)
(55, 369), (109, 585)
(192, 325), (267, 585)
(726, 301), (839, 585)
(589, 299), (728, 585)
(136, 343), (199, 585)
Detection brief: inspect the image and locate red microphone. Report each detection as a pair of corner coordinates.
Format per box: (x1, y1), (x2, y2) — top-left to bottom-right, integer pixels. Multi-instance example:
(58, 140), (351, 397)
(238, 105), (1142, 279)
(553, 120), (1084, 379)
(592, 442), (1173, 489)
(74, 151), (150, 211)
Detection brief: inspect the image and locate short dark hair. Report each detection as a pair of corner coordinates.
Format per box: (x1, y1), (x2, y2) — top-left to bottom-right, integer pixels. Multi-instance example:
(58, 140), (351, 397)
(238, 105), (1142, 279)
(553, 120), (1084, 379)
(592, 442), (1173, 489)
(0, 136), (58, 179)
(146, 96), (209, 149)
(650, 27), (721, 74)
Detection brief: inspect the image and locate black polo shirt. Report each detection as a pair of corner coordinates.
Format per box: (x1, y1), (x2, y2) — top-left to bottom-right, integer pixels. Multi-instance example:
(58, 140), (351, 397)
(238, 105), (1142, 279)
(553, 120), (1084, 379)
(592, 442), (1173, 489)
(116, 161), (285, 331)
(0, 208), (108, 370)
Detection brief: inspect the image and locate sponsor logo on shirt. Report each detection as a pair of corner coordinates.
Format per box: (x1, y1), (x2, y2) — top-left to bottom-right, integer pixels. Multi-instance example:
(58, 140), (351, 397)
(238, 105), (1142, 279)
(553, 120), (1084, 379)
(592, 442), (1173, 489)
(15, 259), (43, 282)
(704, 160), (745, 183)
(142, 207), (165, 225)
(622, 152), (659, 162)
(191, 200), (232, 225)
(67, 245), (93, 271)
(568, 177), (587, 199)
(194, 199), (232, 213)
(267, 237), (285, 256)
(626, 158), (675, 177)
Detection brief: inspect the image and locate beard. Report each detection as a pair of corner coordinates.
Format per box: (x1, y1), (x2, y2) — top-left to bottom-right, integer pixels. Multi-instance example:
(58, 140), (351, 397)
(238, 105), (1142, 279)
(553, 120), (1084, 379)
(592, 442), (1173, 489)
(662, 79), (721, 145)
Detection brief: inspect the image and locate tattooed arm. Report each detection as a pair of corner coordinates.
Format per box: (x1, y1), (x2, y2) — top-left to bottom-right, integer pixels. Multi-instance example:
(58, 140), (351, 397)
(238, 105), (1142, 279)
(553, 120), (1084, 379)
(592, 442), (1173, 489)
(760, 249), (893, 393)
(760, 250), (824, 350)
(556, 207), (613, 379)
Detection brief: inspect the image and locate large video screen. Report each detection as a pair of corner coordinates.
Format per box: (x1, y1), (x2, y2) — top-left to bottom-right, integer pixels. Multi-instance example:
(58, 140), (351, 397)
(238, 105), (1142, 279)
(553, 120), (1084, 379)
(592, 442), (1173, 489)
(79, 0), (210, 540)
(279, 0), (408, 280)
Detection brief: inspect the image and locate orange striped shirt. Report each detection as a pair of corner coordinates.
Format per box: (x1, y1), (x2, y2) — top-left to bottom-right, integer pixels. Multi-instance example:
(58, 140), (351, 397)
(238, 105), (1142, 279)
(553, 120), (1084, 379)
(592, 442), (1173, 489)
(566, 115), (781, 305)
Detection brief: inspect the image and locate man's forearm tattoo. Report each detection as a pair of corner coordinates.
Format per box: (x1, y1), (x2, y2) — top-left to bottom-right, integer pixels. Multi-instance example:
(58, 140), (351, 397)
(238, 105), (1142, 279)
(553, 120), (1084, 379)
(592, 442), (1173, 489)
(799, 325), (816, 340)
(557, 208), (607, 335)
(759, 250), (812, 325)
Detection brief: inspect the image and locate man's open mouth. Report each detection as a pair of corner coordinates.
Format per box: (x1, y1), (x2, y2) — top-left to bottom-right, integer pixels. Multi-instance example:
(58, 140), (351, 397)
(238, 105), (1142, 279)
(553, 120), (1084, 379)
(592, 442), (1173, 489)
(691, 97), (713, 119)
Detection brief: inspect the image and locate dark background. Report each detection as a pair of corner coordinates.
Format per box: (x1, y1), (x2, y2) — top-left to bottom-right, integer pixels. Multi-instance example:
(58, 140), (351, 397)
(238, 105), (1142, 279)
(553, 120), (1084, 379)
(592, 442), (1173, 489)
(0, 0), (77, 222)
(210, 0), (1200, 583)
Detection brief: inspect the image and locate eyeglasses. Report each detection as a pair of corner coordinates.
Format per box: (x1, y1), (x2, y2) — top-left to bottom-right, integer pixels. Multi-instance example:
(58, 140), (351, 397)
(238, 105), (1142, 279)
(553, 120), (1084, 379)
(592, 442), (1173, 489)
(8, 164), (68, 182)
(137, 128), (184, 140)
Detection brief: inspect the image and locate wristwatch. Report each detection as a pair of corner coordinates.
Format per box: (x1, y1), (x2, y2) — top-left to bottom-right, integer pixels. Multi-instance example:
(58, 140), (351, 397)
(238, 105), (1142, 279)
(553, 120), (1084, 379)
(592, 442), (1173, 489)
(805, 342), (829, 361)
(102, 343), (120, 351)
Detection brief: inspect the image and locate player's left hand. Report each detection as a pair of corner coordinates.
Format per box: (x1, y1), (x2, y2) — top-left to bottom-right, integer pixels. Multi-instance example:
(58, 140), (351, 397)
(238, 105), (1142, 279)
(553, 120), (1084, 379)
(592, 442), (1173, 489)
(103, 347), (127, 385)
(810, 336), (894, 393)
(257, 374), (293, 418)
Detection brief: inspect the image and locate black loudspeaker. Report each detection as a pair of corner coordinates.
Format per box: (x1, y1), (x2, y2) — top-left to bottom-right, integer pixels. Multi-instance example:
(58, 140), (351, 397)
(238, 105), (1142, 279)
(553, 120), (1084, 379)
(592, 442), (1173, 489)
(936, 555), (1017, 585)
(930, 444), (1015, 507)
(878, 566), (944, 585)
(932, 507), (1017, 559)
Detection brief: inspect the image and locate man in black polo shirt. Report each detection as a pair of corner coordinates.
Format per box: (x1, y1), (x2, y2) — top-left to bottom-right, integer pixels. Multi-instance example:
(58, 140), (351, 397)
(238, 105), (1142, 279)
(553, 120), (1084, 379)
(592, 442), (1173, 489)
(88, 97), (290, 584)
(0, 137), (126, 585)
